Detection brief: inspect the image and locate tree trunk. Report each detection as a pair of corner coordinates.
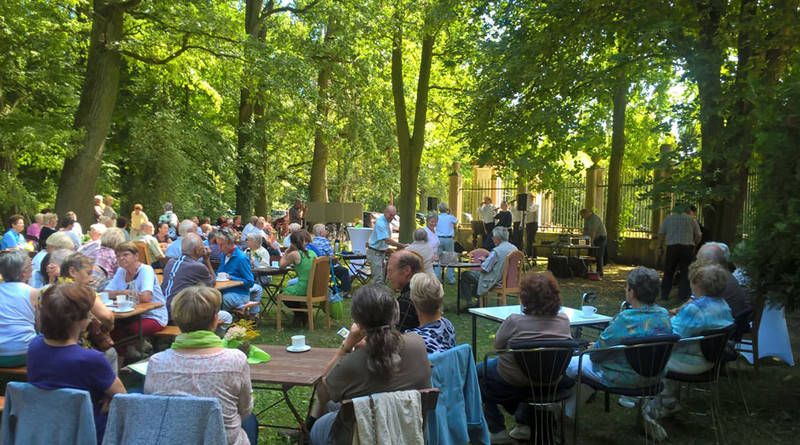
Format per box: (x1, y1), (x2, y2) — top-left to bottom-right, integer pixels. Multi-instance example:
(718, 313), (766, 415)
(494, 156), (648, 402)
(55, 2), (125, 226)
(392, 18), (435, 244)
(691, 0), (729, 242)
(605, 66), (627, 249)
(309, 19), (336, 203)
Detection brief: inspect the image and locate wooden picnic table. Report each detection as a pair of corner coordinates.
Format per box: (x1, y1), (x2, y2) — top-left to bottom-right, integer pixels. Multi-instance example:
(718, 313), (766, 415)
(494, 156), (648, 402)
(214, 280), (244, 291)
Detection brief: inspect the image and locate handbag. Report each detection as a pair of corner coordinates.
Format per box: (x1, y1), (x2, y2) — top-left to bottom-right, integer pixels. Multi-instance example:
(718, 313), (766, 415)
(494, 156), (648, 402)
(328, 257), (344, 319)
(86, 315), (114, 351)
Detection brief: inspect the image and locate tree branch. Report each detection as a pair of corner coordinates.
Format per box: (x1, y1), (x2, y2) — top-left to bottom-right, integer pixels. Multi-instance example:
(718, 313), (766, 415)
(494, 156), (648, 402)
(429, 85), (467, 93)
(258, 0), (321, 28)
(127, 11), (240, 44)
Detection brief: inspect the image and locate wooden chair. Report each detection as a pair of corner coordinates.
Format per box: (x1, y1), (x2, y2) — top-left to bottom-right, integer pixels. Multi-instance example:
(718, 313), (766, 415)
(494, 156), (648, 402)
(276, 256), (331, 331)
(132, 241), (153, 266)
(407, 249), (426, 272)
(480, 250), (524, 307)
(467, 248), (490, 270)
(340, 388), (439, 444)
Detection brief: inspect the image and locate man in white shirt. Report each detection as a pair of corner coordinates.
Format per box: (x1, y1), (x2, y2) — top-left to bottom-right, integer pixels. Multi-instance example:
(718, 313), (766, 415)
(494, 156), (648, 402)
(526, 195), (540, 256)
(436, 202), (459, 284)
(476, 197), (496, 248)
(366, 206), (407, 284)
(241, 216), (259, 238)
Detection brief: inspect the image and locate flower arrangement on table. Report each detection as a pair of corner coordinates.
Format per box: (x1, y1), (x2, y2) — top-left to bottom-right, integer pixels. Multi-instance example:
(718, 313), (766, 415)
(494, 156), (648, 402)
(223, 320), (270, 363)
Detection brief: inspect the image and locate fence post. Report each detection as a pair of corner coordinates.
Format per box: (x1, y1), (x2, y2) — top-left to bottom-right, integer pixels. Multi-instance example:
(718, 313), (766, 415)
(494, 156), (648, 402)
(448, 161), (462, 224)
(585, 156), (605, 216)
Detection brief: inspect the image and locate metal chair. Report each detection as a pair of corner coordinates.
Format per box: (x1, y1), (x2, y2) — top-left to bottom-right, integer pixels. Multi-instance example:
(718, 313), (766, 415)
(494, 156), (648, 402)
(484, 339), (579, 445)
(665, 325), (735, 445)
(573, 334), (680, 443)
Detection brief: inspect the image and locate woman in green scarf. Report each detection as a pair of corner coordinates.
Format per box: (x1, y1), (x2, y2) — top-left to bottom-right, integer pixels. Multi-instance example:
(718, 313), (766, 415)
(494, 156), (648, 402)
(144, 286), (258, 445)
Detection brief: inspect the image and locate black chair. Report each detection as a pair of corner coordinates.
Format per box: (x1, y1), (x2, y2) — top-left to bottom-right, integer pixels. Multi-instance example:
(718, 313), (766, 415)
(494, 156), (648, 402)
(484, 339), (579, 445)
(665, 325), (735, 445)
(573, 334), (680, 443)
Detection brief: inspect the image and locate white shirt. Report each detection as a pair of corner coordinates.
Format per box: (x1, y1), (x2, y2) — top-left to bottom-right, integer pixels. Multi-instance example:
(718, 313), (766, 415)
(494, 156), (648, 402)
(71, 222), (83, 239)
(528, 203), (540, 222)
(477, 204), (496, 224)
(106, 264), (168, 326)
(425, 226), (439, 252)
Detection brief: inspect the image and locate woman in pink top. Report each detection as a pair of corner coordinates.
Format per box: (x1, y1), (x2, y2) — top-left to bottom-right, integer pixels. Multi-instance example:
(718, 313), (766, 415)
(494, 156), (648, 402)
(144, 286), (257, 445)
(27, 213), (44, 239)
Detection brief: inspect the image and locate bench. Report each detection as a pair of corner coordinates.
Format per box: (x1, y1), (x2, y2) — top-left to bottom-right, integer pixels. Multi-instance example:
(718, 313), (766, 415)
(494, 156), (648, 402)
(151, 326), (182, 352)
(0, 366), (27, 378)
(0, 395), (4, 412)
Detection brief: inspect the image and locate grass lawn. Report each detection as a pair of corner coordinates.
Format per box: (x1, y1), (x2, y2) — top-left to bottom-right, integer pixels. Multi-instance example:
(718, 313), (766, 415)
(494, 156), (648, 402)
(250, 262), (800, 444)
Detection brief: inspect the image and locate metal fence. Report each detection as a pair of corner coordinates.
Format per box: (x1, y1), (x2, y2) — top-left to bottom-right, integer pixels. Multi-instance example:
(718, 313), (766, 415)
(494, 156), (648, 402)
(460, 178), (518, 221)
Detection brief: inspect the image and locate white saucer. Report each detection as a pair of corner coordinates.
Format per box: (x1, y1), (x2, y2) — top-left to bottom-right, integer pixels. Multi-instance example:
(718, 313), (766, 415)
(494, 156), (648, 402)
(110, 306), (135, 313)
(581, 313), (598, 318)
(286, 345), (312, 353)
(216, 278), (230, 282)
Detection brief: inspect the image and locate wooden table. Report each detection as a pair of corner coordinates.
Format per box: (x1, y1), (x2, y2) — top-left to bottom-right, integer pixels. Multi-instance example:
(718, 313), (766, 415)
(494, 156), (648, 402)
(250, 345), (338, 440)
(110, 301), (165, 355)
(468, 305), (613, 358)
(214, 280), (244, 291)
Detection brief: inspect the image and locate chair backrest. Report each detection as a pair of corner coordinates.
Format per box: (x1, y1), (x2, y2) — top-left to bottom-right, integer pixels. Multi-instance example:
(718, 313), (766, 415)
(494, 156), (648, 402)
(1, 382), (97, 445)
(340, 388), (439, 444)
(501, 250), (524, 289)
(308, 256), (331, 298)
(507, 340), (579, 387)
(620, 334), (681, 378)
(697, 325), (736, 364)
(132, 241), (152, 265)
(468, 248), (490, 264)
(103, 393), (226, 445)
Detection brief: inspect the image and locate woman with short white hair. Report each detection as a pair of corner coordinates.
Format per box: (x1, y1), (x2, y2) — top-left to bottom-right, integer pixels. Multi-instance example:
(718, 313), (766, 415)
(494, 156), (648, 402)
(408, 273), (456, 353)
(406, 228), (436, 275)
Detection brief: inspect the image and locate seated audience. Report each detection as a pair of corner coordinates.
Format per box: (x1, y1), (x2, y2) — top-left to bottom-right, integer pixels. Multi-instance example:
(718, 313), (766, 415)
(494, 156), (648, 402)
(408, 273), (456, 354)
(116, 217), (131, 241)
(406, 228), (437, 275)
(38, 212), (59, 246)
(165, 219), (201, 259)
(460, 226), (519, 307)
(134, 221), (165, 267)
(310, 284), (432, 445)
(215, 228), (256, 312)
(59, 216), (82, 249)
(477, 272), (571, 444)
(155, 221), (173, 245)
(656, 261), (734, 414)
(245, 232), (270, 268)
(30, 232), (75, 288)
(0, 250), (39, 367)
(41, 248), (74, 287)
(279, 231), (319, 327)
(27, 213), (44, 240)
(1, 214), (26, 250)
(78, 223), (108, 257)
(26, 283), (126, 444)
(386, 250), (423, 332)
(283, 223), (301, 247)
(231, 215), (244, 233)
(565, 267), (672, 420)
(105, 242), (168, 359)
(87, 227), (126, 278)
(144, 286), (257, 445)
(66, 211), (83, 240)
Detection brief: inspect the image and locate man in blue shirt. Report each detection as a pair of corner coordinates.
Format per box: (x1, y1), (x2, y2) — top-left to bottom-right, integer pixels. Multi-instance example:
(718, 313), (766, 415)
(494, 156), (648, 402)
(436, 202), (459, 284)
(367, 206), (407, 284)
(312, 224), (351, 294)
(215, 227), (256, 310)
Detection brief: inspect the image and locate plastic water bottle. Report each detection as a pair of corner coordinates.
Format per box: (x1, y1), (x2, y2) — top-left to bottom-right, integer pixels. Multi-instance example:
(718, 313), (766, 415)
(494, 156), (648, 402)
(334, 240), (340, 253)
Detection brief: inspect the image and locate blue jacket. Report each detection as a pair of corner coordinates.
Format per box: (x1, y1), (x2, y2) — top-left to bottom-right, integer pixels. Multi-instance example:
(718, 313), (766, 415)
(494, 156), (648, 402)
(217, 247), (254, 295)
(428, 344), (490, 445)
(103, 393), (226, 445)
(1, 382), (97, 445)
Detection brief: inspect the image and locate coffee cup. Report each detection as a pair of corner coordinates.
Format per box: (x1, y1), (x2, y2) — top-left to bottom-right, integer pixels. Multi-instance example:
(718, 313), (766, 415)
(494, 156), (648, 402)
(118, 300), (135, 311)
(271, 261), (279, 268)
(118, 294), (127, 303)
(218, 272), (230, 280)
(99, 292), (111, 305)
(291, 335), (306, 350)
(581, 305), (597, 317)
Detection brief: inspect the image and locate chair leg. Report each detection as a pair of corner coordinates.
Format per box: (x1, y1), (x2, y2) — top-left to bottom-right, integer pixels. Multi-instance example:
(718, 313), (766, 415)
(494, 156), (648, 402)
(325, 301), (331, 329)
(604, 391), (610, 412)
(308, 306), (314, 332)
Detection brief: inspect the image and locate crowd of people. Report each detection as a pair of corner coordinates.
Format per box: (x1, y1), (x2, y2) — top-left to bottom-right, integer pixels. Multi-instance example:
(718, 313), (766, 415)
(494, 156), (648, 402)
(0, 196), (752, 444)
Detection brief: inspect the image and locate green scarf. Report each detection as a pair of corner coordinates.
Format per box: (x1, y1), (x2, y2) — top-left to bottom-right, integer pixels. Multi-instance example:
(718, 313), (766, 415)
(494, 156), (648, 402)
(171, 330), (223, 349)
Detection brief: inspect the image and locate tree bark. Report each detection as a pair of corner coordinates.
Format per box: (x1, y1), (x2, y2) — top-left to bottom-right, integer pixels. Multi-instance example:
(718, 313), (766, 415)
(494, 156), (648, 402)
(392, 18), (435, 243)
(309, 19), (337, 203)
(55, 1), (127, 225)
(605, 66), (627, 248)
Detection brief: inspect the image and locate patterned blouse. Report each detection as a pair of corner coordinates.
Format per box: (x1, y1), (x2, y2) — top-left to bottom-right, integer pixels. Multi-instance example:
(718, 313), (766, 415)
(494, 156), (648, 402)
(590, 304), (672, 387)
(409, 317), (457, 354)
(87, 246), (118, 277)
(670, 296), (733, 370)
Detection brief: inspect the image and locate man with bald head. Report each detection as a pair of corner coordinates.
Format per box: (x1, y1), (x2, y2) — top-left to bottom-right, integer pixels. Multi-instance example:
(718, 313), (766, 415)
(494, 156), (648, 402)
(160, 234), (232, 330)
(367, 205), (408, 284)
(387, 250), (424, 332)
(164, 219), (200, 259)
(669, 242), (750, 316)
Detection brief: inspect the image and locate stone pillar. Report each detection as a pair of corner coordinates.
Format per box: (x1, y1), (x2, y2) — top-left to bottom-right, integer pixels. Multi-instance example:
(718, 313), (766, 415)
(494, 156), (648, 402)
(585, 156), (605, 215)
(448, 162), (462, 221)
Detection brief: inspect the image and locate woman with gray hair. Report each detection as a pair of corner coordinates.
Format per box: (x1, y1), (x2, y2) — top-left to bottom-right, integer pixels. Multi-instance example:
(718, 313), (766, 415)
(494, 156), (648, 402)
(406, 228), (436, 275)
(0, 250), (39, 367)
(408, 273), (456, 353)
(87, 227), (126, 277)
